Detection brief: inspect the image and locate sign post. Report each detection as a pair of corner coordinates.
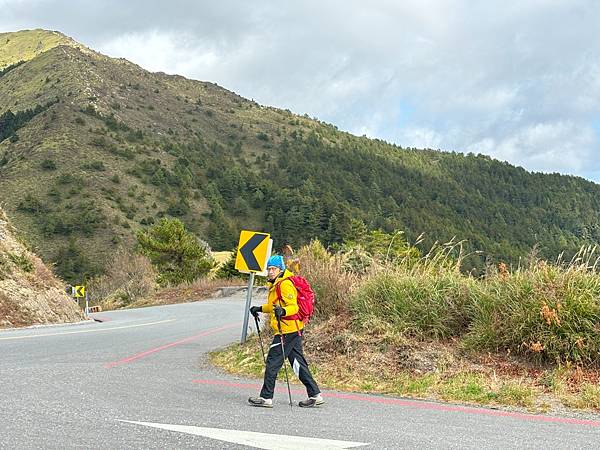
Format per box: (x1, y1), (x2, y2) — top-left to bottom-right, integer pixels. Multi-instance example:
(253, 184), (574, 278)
(241, 272), (255, 343)
(67, 285), (87, 317)
(235, 230), (272, 344)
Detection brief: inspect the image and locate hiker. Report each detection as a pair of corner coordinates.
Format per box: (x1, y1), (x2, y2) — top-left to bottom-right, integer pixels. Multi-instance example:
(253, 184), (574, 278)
(248, 255), (323, 408)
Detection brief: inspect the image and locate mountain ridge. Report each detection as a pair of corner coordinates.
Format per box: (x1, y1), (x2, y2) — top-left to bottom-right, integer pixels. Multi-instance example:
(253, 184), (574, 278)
(1, 29), (599, 282)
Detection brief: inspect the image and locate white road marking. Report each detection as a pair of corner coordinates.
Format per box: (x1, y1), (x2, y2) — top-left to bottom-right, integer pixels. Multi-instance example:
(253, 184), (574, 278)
(118, 420), (368, 449)
(0, 319), (176, 341)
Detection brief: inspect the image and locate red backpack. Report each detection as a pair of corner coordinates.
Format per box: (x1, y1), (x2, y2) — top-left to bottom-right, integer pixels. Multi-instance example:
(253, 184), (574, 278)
(276, 276), (315, 324)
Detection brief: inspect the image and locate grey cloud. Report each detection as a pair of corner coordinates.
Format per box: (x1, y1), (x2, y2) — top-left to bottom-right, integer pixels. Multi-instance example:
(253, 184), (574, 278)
(2, 0), (600, 180)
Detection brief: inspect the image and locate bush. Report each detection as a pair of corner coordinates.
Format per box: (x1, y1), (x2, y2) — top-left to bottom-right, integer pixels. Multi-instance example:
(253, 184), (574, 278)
(352, 270), (474, 340)
(39, 204), (104, 236)
(297, 240), (358, 321)
(137, 218), (215, 286)
(88, 250), (156, 307)
(17, 193), (47, 214)
(8, 252), (33, 273)
(82, 161), (106, 171)
(40, 159), (57, 170)
(52, 240), (99, 283)
(465, 256), (600, 365)
(256, 132), (269, 141)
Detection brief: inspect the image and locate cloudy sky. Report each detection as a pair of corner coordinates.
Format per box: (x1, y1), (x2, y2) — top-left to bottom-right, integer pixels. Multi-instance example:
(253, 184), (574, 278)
(2, 0), (600, 182)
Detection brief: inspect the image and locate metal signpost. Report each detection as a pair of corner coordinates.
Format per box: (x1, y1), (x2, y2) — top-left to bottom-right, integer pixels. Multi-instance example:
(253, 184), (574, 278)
(67, 285), (87, 317)
(234, 230), (272, 343)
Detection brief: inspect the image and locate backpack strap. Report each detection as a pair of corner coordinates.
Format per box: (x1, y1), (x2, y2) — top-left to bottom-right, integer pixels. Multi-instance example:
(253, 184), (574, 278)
(275, 279), (301, 335)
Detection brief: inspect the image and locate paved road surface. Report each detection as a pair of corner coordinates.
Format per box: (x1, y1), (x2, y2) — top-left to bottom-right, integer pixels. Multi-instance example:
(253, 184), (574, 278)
(2, 293), (600, 449)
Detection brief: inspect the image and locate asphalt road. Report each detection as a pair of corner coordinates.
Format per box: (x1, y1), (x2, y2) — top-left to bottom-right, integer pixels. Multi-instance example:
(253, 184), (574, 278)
(2, 292), (600, 449)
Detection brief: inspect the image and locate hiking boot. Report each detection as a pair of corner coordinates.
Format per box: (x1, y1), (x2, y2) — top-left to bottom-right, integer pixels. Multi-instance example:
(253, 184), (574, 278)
(248, 396), (273, 408)
(299, 394), (324, 408)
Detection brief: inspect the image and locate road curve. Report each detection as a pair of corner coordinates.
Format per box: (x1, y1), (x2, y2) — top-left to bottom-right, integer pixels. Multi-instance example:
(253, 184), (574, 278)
(1, 293), (599, 449)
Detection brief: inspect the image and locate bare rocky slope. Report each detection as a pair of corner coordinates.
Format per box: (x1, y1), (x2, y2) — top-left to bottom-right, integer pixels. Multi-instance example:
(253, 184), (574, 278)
(0, 207), (83, 328)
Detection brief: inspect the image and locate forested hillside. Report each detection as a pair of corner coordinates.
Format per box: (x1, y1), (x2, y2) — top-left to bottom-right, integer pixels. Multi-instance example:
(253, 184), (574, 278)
(1, 29), (600, 281)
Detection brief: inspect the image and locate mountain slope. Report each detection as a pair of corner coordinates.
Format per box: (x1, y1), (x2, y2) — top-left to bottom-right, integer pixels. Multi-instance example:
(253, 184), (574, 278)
(0, 207), (83, 328)
(0, 28), (90, 68)
(1, 29), (600, 281)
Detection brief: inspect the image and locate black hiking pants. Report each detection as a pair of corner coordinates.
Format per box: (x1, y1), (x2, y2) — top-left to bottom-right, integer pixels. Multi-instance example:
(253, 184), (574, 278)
(260, 331), (320, 400)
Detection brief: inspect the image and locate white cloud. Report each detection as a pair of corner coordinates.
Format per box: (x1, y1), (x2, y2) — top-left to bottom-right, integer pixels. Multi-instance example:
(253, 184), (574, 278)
(97, 32), (220, 75)
(494, 121), (597, 173)
(399, 127), (444, 150)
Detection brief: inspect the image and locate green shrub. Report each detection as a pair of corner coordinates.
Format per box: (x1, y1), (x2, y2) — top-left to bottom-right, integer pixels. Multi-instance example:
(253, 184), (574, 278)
(8, 252), (34, 273)
(137, 217), (215, 286)
(256, 132), (269, 141)
(17, 193), (48, 214)
(52, 239), (99, 283)
(82, 161), (106, 171)
(352, 270), (474, 339)
(39, 204), (104, 236)
(465, 260), (600, 365)
(40, 159), (57, 170)
(108, 145), (135, 160)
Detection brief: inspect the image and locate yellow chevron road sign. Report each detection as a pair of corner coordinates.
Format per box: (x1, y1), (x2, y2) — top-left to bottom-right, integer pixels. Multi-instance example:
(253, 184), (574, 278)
(73, 285), (86, 298)
(235, 230), (271, 274)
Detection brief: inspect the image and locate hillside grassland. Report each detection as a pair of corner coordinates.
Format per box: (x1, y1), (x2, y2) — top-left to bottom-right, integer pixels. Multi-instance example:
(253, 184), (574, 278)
(0, 29), (90, 68)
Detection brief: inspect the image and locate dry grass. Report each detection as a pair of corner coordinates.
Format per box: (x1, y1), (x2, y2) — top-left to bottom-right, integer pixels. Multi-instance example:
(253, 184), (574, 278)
(89, 249), (157, 310)
(210, 240), (600, 414)
(0, 206), (83, 328)
(297, 240), (359, 320)
(212, 251), (232, 266)
(213, 319), (600, 413)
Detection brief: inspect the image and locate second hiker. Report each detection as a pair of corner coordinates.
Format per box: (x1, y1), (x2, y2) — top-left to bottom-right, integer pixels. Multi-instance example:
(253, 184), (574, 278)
(248, 255), (323, 408)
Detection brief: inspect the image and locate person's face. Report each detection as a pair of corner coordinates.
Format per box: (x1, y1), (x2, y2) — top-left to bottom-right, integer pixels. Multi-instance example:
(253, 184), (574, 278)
(267, 266), (281, 280)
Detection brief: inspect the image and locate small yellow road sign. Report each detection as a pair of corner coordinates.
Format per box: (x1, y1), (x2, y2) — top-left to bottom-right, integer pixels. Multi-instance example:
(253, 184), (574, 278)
(73, 285), (86, 298)
(235, 230), (271, 273)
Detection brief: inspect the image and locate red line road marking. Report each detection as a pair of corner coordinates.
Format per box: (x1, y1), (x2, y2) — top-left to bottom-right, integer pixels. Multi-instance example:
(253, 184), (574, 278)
(105, 323), (240, 368)
(192, 379), (600, 428)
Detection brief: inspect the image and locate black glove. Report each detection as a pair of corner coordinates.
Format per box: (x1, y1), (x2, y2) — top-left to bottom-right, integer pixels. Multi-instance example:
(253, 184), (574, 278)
(250, 306), (262, 318)
(274, 305), (286, 320)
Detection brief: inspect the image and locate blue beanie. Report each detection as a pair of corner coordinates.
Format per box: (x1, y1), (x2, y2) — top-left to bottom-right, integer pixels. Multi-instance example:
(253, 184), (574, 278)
(267, 255), (286, 271)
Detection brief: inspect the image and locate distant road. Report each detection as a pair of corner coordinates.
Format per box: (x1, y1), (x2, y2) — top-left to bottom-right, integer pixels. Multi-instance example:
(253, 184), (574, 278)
(1, 294), (600, 449)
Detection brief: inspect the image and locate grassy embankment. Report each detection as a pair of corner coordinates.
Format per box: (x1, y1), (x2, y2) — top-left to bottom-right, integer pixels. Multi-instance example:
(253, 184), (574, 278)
(211, 241), (600, 413)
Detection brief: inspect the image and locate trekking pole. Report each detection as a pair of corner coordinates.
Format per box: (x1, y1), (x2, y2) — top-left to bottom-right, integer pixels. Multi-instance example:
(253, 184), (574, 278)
(254, 315), (266, 363)
(277, 317), (293, 411)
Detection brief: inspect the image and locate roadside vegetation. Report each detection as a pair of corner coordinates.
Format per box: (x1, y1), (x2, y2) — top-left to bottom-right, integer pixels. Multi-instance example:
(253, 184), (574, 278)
(0, 207), (83, 328)
(88, 217), (243, 310)
(211, 232), (600, 414)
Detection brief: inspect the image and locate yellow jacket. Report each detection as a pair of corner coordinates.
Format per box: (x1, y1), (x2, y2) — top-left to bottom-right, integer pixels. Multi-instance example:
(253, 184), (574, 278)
(261, 269), (303, 335)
